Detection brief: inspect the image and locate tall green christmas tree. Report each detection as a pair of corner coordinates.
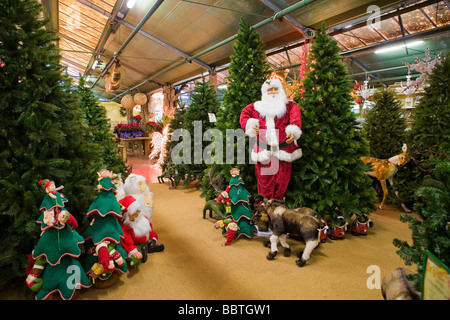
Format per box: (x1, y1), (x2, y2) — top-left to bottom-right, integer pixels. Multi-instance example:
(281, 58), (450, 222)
(200, 18), (270, 201)
(176, 79), (220, 185)
(76, 76), (128, 178)
(409, 53), (450, 154)
(395, 52), (450, 208)
(0, 0), (103, 287)
(160, 101), (187, 186)
(362, 89), (407, 206)
(363, 89), (407, 159)
(286, 23), (377, 227)
(392, 53), (450, 292)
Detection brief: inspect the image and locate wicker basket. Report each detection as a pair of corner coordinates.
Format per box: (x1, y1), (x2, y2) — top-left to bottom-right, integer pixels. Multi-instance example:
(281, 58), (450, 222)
(133, 92), (147, 106)
(121, 94), (134, 109)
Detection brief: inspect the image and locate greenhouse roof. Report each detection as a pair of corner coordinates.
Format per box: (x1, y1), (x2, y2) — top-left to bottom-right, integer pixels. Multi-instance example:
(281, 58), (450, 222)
(41, 0), (450, 101)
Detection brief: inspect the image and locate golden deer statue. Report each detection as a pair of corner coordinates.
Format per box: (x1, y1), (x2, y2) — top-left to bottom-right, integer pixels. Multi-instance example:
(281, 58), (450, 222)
(361, 144), (411, 212)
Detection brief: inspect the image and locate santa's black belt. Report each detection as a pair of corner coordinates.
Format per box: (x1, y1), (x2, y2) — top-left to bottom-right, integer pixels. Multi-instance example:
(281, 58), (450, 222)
(257, 140), (290, 154)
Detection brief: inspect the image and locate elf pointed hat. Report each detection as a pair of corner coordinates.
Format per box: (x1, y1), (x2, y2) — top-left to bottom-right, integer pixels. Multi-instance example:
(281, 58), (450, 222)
(39, 179), (52, 190)
(118, 195), (140, 216)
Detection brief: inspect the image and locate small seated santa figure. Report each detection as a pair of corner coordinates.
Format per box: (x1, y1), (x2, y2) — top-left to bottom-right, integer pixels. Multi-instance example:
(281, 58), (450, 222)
(118, 195), (164, 265)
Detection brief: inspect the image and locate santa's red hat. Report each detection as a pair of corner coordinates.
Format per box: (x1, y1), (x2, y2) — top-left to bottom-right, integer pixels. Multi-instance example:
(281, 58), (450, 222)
(119, 195), (140, 215)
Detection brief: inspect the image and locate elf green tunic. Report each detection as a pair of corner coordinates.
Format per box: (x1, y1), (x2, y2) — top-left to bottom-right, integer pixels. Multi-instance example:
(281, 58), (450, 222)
(35, 256), (91, 300)
(223, 175), (257, 239)
(39, 191), (68, 211)
(33, 215), (85, 265)
(86, 177), (122, 218)
(84, 177), (123, 245)
(33, 196), (91, 299)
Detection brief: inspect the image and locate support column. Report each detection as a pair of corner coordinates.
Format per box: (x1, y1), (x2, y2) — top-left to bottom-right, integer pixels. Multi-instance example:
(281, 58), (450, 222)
(141, 93), (151, 125)
(303, 40), (312, 74)
(209, 71), (218, 92)
(163, 85), (176, 118)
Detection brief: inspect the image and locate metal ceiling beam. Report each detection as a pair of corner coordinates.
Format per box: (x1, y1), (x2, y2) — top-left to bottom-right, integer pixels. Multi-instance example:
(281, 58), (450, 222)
(83, 0), (128, 79)
(73, 0), (211, 72)
(114, 17), (211, 70)
(329, 0), (441, 37)
(181, 0), (268, 18)
(112, 0), (318, 101)
(348, 57), (380, 79)
(256, 0), (315, 38)
(41, 0), (59, 32)
(61, 58), (89, 71)
(58, 32), (96, 52)
(91, 0), (165, 88)
(340, 24), (450, 56)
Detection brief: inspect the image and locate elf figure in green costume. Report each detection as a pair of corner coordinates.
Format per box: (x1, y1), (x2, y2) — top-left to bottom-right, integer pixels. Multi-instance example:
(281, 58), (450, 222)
(25, 179), (91, 300)
(84, 169), (128, 280)
(221, 168), (257, 244)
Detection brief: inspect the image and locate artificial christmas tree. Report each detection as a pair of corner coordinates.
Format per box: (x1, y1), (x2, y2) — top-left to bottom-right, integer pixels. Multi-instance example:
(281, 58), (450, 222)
(393, 156), (449, 293)
(394, 52), (450, 209)
(83, 169), (127, 282)
(201, 18), (270, 201)
(362, 89), (408, 208)
(363, 89), (407, 159)
(159, 101), (187, 187)
(0, 0), (104, 287)
(285, 22), (377, 232)
(409, 53), (449, 154)
(176, 79), (220, 186)
(392, 53), (449, 294)
(76, 76), (128, 178)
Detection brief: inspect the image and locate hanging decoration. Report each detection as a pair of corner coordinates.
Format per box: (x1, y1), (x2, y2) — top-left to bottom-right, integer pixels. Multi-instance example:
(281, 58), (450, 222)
(355, 77), (376, 101)
(133, 92), (147, 106)
(105, 60), (121, 93)
(402, 47), (441, 88)
(395, 70), (418, 97)
(121, 94), (134, 110)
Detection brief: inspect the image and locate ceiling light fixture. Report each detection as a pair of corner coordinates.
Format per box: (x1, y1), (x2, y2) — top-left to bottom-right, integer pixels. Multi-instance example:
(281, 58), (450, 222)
(127, 0), (137, 9)
(375, 40), (424, 54)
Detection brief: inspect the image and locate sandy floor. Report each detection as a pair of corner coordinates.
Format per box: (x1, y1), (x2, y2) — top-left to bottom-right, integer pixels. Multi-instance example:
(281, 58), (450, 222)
(77, 181), (415, 300)
(0, 156), (417, 300)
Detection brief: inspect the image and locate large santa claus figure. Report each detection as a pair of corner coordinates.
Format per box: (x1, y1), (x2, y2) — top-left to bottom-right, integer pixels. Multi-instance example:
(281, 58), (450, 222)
(118, 195), (164, 265)
(240, 76), (302, 200)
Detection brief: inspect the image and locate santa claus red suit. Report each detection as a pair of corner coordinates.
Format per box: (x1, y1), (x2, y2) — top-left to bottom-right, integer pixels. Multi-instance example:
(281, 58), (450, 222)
(118, 196), (159, 259)
(240, 78), (302, 200)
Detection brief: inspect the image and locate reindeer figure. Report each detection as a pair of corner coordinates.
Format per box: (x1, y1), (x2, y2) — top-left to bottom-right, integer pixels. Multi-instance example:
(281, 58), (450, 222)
(361, 144), (411, 212)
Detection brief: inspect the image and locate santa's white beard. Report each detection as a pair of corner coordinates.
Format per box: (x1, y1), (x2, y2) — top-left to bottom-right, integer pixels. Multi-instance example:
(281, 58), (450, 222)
(124, 214), (151, 238)
(256, 92), (287, 119)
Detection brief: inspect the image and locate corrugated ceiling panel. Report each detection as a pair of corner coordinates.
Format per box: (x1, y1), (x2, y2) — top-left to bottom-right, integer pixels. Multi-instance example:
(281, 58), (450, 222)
(423, 1), (450, 26)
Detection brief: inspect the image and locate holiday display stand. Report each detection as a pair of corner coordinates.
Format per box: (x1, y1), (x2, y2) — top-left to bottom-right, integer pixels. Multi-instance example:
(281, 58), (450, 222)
(83, 169), (128, 288)
(25, 179), (91, 300)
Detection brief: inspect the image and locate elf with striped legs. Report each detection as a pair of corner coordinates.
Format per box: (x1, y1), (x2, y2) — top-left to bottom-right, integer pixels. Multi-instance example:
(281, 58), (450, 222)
(25, 179), (91, 300)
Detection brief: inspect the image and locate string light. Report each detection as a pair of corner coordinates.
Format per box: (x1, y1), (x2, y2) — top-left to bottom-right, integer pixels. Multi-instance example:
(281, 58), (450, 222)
(149, 125), (170, 167)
